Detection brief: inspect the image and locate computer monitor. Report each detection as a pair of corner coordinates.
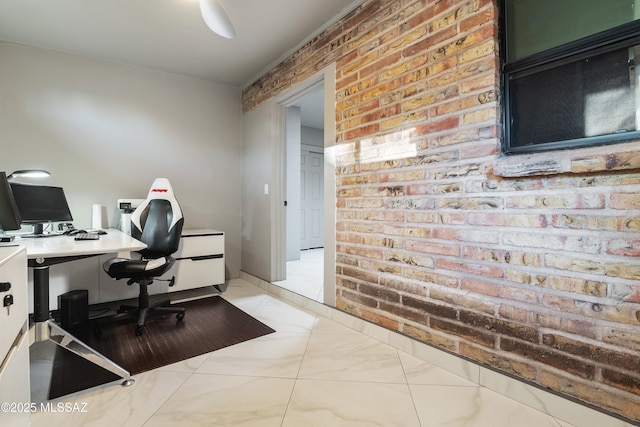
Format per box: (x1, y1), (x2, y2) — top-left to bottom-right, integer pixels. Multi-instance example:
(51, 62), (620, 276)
(9, 182), (73, 237)
(0, 172), (22, 235)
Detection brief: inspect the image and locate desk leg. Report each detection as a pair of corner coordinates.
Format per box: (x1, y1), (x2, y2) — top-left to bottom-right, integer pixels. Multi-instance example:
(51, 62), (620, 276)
(45, 320), (135, 387)
(33, 267), (50, 323)
(31, 265), (134, 387)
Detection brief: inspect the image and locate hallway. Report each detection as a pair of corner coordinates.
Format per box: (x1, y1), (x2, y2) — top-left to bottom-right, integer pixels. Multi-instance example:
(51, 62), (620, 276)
(273, 248), (324, 303)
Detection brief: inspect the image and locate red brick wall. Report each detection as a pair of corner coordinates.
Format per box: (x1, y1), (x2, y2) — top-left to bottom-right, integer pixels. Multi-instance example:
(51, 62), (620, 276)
(242, 0), (640, 422)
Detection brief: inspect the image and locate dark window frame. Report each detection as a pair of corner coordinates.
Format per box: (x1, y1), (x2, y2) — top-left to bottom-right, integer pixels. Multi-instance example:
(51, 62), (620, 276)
(499, 1), (640, 155)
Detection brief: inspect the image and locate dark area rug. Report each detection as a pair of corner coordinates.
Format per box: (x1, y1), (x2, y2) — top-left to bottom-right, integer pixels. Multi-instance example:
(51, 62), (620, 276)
(49, 296), (275, 399)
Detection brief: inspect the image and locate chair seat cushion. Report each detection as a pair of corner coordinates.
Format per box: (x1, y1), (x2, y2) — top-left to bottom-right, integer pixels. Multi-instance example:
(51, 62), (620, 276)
(103, 257), (175, 280)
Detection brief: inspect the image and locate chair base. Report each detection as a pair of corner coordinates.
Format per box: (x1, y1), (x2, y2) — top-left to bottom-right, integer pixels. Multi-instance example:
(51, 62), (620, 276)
(97, 280), (186, 336)
(116, 301), (185, 336)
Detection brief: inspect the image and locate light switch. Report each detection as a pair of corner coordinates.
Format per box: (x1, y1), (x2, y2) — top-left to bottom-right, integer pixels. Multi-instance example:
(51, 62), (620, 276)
(264, 184), (269, 195)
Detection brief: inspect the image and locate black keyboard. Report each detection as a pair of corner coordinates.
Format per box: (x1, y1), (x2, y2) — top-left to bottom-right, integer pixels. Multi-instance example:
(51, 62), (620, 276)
(74, 232), (100, 241)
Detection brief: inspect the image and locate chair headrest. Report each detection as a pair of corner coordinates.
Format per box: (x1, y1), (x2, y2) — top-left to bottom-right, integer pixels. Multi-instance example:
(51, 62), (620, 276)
(133, 178), (183, 232)
(146, 178), (176, 201)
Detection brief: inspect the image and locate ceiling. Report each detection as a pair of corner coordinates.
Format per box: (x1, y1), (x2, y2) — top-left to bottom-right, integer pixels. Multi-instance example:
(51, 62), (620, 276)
(0, 0), (362, 88)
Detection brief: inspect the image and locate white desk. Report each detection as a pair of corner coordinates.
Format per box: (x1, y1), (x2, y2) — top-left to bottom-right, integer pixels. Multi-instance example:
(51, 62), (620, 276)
(17, 229), (146, 387)
(20, 228), (146, 261)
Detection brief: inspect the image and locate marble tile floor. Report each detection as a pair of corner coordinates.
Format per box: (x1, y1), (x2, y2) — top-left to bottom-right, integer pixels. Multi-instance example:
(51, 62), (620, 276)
(27, 278), (587, 427)
(273, 248), (324, 303)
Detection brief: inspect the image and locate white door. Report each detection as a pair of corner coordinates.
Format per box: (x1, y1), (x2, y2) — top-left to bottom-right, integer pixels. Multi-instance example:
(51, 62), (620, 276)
(300, 147), (324, 249)
(241, 100), (286, 282)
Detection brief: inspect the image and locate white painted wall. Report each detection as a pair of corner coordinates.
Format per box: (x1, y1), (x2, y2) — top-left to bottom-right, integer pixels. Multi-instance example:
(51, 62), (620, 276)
(0, 42), (242, 278)
(301, 126), (324, 147)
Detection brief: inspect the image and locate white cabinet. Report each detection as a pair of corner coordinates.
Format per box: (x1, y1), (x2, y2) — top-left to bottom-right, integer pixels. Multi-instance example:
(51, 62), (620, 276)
(166, 229), (225, 292)
(0, 245), (30, 427)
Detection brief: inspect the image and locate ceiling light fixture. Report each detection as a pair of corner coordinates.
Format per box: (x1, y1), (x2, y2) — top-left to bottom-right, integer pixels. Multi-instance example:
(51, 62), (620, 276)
(199, 0), (236, 39)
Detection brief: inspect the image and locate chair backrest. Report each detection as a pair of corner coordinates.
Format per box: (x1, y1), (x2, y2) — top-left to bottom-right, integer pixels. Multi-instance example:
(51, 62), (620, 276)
(131, 178), (184, 259)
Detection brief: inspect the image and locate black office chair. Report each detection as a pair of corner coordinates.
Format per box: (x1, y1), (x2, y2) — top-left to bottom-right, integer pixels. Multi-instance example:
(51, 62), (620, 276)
(103, 178), (185, 336)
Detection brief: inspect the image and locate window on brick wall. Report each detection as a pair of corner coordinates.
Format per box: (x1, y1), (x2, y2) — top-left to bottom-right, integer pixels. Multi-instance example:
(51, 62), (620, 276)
(500, 0), (640, 154)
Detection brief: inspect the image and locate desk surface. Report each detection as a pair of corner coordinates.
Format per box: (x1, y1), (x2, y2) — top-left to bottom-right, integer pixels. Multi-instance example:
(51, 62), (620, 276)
(13, 229), (146, 259)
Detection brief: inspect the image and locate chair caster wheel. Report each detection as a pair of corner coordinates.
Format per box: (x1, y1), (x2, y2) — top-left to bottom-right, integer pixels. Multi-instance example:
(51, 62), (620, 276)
(176, 312), (185, 321)
(135, 325), (145, 336)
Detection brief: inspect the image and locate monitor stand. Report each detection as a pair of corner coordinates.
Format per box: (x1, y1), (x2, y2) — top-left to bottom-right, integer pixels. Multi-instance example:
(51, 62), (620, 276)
(20, 223), (55, 238)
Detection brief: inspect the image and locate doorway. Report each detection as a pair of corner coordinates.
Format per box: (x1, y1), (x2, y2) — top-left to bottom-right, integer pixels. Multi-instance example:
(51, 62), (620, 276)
(276, 89), (325, 302)
(273, 64), (337, 305)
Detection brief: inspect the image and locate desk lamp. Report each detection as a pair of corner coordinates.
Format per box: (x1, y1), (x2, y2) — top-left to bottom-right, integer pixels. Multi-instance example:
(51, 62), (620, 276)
(6, 169), (58, 237)
(7, 169), (51, 180)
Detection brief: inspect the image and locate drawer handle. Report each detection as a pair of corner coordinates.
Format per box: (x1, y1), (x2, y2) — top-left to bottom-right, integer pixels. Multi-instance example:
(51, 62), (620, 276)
(0, 282), (11, 292)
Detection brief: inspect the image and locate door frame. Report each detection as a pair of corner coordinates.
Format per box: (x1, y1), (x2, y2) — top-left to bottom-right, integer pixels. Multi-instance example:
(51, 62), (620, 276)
(274, 63), (337, 307)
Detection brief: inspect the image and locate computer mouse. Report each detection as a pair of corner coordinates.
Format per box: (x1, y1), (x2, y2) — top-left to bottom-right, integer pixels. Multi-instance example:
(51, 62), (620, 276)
(96, 230), (107, 235)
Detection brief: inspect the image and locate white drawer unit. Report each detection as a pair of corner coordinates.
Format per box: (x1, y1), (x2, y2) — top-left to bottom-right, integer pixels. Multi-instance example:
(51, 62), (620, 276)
(0, 246), (27, 359)
(166, 229), (225, 292)
(0, 245), (30, 427)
